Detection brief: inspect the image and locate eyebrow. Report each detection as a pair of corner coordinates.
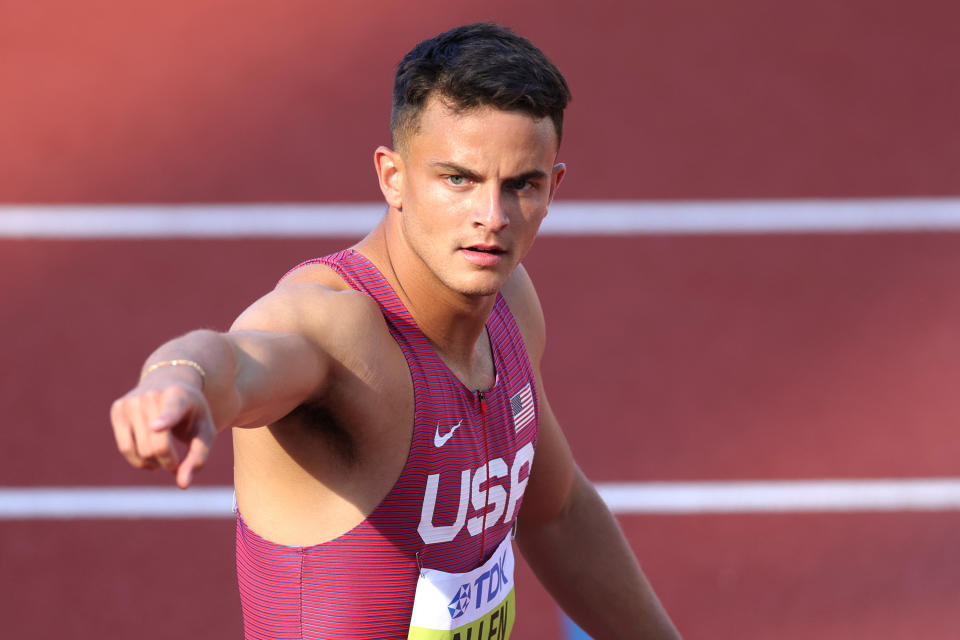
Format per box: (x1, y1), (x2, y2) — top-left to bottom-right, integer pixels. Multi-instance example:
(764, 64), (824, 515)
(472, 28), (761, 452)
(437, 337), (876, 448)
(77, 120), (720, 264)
(508, 169), (549, 183)
(429, 161), (548, 184)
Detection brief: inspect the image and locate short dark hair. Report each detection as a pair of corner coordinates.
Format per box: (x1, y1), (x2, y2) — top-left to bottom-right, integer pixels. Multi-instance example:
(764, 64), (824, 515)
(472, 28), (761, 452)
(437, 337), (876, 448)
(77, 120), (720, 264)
(391, 23), (571, 150)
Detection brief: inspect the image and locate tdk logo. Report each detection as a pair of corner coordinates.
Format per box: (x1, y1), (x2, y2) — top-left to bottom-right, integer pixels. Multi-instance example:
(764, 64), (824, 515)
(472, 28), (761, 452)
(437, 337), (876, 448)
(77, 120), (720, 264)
(448, 547), (510, 620)
(448, 584), (471, 619)
(474, 548), (510, 608)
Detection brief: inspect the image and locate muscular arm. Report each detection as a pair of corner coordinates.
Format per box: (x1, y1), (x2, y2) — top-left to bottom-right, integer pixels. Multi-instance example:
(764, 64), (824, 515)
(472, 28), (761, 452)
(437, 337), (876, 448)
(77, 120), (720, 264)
(504, 266), (680, 639)
(110, 277), (368, 488)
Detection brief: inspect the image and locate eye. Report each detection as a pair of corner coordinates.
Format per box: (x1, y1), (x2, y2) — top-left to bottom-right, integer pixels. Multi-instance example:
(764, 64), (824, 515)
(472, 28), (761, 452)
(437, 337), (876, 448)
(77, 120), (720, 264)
(446, 175), (467, 186)
(507, 178), (533, 192)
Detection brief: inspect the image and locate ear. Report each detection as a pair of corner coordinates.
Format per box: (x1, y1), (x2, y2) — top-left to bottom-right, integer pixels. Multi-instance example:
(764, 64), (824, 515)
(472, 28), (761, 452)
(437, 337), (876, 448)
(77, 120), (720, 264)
(548, 162), (566, 203)
(374, 146), (404, 211)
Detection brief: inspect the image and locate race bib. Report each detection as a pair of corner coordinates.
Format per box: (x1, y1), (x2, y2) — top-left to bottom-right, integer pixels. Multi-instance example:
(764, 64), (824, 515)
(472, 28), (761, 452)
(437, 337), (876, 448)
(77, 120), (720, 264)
(408, 535), (515, 639)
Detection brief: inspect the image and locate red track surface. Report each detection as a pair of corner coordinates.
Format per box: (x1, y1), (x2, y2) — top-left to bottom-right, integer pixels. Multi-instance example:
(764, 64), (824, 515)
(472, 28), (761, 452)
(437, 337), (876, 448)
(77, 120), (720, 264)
(4, 2), (960, 638)
(3, 1), (959, 202)
(6, 235), (960, 638)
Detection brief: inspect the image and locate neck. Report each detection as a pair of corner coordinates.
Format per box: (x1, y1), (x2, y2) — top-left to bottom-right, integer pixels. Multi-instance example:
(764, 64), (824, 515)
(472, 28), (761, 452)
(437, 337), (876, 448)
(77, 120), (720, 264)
(355, 216), (498, 379)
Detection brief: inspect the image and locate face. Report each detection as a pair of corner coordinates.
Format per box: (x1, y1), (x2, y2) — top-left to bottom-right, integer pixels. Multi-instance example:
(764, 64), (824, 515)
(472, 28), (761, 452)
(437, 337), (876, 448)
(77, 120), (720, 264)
(376, 96), (565, 298)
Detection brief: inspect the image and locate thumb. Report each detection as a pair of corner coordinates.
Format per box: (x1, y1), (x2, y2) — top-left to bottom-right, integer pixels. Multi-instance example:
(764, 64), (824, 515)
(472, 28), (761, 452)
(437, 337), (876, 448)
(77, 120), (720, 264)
(150, 388), (190, 431)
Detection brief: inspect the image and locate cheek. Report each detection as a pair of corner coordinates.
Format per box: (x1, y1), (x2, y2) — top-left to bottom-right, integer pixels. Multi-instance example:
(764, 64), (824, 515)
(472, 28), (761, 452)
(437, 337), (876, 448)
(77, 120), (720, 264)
(401, 193), (459, 251)
(516, 202), (548, 232)
(422, 191), (475, 232)
(406, 176), (458, 215)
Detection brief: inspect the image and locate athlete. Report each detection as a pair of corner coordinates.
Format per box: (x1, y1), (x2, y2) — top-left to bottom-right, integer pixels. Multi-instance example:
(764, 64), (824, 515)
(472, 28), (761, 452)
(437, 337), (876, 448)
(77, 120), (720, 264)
(110, 23), (680, 639)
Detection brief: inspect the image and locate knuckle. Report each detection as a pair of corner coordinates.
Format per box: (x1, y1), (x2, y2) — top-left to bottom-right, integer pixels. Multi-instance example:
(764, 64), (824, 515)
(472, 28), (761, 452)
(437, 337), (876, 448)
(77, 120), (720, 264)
(145, 389), (167, 407)
(134, 440), (154, 459)
(157, 386), (178, 400)
(110, 399), (130, 422)
(162, 386), (188, 408)
(153, 442), (175, 461)
(124, 395), (143, 415)
(165, 383), (189, 398)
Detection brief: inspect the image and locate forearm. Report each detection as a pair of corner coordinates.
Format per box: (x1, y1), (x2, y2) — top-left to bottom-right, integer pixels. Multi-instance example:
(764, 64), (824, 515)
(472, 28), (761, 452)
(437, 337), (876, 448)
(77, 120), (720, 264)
(517, 469), (680, 639)
(141, 327), (326, 430)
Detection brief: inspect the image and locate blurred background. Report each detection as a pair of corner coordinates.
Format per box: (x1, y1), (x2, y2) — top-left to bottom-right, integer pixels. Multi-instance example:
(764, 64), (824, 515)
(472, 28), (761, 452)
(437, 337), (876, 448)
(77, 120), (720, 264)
(2, 1), (960, 638)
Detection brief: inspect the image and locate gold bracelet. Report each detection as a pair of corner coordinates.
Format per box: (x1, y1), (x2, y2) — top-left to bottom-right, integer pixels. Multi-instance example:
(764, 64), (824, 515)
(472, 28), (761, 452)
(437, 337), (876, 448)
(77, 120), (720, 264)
(140, 359), (207, 388)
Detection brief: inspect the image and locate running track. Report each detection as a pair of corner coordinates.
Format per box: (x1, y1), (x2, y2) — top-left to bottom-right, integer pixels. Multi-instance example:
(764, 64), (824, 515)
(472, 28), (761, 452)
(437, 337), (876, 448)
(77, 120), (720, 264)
(3, 2), (960, 638)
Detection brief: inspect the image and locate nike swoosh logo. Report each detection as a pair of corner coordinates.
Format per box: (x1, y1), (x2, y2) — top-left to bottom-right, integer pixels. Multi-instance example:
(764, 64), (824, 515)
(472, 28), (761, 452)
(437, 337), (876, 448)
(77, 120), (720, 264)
(434, 420), (463, 448)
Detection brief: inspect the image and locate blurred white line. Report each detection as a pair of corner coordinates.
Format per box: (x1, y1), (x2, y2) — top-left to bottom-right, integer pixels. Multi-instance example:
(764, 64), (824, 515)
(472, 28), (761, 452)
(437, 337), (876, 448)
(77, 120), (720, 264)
(2, 198), (960, 238)
(598, 479), (960, 514)
(0, 487), (234, 519)
(3, 479), (960, 519)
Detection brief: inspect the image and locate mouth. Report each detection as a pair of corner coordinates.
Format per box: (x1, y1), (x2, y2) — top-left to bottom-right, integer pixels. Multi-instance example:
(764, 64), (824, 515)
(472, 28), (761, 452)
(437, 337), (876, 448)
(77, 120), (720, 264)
(464, 244), (506, 255)
(460, 243), (507, 267)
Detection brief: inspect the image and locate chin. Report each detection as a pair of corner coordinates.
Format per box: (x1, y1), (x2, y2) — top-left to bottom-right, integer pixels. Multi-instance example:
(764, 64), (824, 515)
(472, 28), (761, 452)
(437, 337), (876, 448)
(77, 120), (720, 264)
(447, 273), (505, 298)
(459, 285), (501, 298)
(451, 282), (501, 298)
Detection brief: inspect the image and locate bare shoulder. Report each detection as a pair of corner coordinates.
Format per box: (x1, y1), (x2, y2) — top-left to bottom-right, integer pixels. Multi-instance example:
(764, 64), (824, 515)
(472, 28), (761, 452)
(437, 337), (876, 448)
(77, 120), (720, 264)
(275, 260), (353, 291)
(500, 263), (546, 366)
(230, 260), (390, 355)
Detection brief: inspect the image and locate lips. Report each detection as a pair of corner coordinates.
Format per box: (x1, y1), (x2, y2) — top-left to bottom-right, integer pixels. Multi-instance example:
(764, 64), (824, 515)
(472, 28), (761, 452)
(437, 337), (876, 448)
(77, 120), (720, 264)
(461, 243), (507, 267)
(465, 244), (505, 255)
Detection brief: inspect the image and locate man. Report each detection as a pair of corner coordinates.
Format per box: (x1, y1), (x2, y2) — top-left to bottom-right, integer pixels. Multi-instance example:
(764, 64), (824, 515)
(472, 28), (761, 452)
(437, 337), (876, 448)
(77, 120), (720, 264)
(111, 23), (680, 639)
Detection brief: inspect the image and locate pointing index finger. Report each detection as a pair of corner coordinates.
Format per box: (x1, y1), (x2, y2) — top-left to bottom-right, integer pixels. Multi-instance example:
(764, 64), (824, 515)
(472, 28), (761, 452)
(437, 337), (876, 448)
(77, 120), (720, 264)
(176, 431), (212, 489)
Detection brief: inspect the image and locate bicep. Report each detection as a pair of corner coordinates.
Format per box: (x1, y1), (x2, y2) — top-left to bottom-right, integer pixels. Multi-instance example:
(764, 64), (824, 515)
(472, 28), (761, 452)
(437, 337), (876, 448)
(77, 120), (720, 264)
(221, 284), (352, 428)
(223, 329), (329, 428)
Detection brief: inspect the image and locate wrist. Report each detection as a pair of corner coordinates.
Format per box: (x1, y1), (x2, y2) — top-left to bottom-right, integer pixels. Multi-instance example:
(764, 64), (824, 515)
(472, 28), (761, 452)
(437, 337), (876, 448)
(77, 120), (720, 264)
(140, 359), (207, 390)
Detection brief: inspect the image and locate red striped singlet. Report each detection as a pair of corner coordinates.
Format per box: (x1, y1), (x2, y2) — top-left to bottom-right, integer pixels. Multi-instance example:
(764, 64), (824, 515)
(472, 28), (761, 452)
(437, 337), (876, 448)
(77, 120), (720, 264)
(235, 249), (539, 639)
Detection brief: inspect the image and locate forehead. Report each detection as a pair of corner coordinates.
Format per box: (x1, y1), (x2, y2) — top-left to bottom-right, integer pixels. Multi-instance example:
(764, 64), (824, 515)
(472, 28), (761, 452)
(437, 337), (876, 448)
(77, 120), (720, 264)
(402, 95), (559, 163)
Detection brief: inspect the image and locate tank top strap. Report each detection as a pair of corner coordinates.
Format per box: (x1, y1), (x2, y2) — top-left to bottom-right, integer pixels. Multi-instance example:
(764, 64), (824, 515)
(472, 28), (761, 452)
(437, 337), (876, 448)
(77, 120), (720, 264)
(282, 249), (417, 335)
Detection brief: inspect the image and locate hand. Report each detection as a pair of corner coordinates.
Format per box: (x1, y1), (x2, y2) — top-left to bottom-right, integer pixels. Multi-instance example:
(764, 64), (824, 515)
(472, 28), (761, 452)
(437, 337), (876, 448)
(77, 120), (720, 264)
(111, 380), (216, 489)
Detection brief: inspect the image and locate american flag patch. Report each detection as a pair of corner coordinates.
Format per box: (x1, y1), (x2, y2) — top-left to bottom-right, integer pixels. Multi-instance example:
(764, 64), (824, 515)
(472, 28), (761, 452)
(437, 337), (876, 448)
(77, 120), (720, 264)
(510, 383), (535, 433)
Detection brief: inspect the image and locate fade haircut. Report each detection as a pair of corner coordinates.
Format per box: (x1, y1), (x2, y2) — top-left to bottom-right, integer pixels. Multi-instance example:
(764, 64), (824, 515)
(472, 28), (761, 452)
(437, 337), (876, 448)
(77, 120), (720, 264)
(391, 23), (571, 151)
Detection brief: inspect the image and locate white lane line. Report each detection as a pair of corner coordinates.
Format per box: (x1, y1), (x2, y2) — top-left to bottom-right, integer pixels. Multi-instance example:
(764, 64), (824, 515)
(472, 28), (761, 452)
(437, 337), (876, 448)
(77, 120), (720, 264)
(2, 198), (960, 238)
(3, 480), (960, 519)
(0, 203), (384, 238)
(599, 479), (960, 514)
(0, 487), (234, 519)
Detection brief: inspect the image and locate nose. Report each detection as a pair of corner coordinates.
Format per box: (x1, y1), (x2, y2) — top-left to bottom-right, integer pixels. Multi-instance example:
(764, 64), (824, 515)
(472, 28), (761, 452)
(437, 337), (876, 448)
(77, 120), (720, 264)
(473, 187), (510, 231)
